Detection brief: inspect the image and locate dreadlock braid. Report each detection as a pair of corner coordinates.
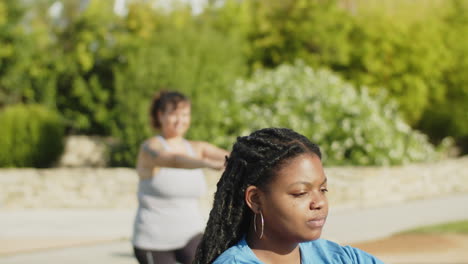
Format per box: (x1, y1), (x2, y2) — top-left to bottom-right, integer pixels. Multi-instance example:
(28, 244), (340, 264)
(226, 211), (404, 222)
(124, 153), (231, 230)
(194, 128), (321, 264)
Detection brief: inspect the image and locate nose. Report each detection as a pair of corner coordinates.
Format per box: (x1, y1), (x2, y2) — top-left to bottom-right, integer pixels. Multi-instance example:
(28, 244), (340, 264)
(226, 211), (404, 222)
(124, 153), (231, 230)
(174, 114), (184, 123)
(175, 114), (186, 122)
(309, 192), (326, 210)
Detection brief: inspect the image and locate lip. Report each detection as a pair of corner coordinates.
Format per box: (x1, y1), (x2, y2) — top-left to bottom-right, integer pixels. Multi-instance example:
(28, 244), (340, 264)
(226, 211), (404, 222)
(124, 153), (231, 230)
(306, 217), (326, 228)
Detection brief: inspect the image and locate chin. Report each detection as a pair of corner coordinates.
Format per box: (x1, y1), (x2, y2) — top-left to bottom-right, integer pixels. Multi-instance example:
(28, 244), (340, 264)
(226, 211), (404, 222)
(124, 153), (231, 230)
(167, 130), (186, 138)
(176, 128), (189, 135)
(301, 230), (323, 242)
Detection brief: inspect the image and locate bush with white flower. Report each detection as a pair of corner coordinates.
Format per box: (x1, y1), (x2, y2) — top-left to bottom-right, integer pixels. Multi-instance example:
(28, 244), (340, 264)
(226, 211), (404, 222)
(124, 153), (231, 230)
(221, 62), (437, 166)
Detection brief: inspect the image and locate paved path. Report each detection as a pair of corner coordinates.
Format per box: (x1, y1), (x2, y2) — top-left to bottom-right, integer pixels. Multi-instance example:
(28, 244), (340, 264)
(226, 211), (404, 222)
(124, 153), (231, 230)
(322, 194), (468, 244)
(1, 194), (468, 263)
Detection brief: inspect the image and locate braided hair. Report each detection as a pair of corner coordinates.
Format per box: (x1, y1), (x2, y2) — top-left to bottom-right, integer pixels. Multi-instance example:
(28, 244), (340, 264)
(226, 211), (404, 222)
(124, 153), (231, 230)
(194, 127), (321, 264)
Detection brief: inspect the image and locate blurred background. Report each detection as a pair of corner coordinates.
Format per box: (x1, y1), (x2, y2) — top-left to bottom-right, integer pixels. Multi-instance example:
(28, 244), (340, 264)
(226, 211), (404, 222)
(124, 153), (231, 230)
(1, 0), (467, 263)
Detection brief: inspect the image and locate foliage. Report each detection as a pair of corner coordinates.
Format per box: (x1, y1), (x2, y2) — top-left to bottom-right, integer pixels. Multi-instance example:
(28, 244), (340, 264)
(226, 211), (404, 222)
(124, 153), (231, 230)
(108, 4), (247, 166)
(221, 62), (437, 166)
(0, 0), (35, 106)
(0, 104), (65, 167)
(1, 0), (467, 166)
(417, 0), (468, 146)
(206, 0), (451, 126)
(342, 14), (450, 125)
(50, 0), (121, 134)
(0, 0), (120, 134)
(206, 0), (353, 71)
(208, 0), (468, 148)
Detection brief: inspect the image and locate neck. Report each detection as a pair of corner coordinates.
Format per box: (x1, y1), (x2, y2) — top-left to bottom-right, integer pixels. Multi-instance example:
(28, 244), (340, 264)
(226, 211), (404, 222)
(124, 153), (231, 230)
(159, 134), (188, 154)
(160, 133), (184, 142)
(246, 230), (301, 264)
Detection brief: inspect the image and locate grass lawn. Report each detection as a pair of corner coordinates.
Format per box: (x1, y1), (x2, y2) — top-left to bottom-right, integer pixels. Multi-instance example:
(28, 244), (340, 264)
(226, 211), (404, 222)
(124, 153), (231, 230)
(402, 220), (468, 234)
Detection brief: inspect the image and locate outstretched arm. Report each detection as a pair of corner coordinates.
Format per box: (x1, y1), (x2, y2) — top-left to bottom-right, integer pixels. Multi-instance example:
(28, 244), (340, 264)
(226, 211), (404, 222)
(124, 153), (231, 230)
(193, 141), (230, 162)
(137, 141), (224, 171)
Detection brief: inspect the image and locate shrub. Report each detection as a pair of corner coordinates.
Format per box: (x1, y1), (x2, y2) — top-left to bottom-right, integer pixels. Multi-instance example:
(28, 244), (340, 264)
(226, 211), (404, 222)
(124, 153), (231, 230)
(341, 13), (451, 126)
(109, 13), (247, 166)
(52, 0), (120, 135)
(0, 104), (65, 167)
(204, 0), (353, 71)
(418, 0), (468, 147)
(206, 0), (456, 130)
(0, 0), (120, 134)
(221, 62), (437, 166)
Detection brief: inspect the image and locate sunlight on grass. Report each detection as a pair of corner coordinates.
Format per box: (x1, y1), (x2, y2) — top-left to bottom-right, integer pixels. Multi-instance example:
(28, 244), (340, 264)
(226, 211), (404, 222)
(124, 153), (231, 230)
(402, 220), (468, 234)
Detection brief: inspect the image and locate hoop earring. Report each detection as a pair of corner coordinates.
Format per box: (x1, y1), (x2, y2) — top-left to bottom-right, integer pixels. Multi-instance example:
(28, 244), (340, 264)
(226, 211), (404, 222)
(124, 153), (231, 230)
(253, 211), (264, 239)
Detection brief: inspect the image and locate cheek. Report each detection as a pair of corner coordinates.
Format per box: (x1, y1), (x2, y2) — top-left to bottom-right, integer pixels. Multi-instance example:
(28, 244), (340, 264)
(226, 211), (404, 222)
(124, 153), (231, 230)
(267, 196), (304, 221)
(264, 200), (307, 237)
(165, 117), (175, 124)
(289, 199), (312, 217)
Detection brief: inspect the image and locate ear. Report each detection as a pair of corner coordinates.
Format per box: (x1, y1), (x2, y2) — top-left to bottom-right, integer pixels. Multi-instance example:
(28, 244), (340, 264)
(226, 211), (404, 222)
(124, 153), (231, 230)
(245, 185), (263, 213)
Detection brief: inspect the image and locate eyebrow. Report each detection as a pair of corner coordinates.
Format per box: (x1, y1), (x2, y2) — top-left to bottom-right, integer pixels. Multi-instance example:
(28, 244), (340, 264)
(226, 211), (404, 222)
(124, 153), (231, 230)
(287, 177), (327, 188)
(321, 177), (328, 186)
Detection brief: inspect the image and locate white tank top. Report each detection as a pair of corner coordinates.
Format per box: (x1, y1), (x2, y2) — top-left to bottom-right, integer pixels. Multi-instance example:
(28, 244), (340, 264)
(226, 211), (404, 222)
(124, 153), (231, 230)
(132, 136), (207, 250)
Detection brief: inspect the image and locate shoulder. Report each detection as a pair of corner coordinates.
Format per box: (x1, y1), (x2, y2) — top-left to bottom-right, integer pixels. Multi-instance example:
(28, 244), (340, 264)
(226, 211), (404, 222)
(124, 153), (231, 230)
(212, 245), (242, 264)
(213, 239), (262, 264)
(300, 239), (384, 264)
(141, 137), (164, 152)
(213, 252), (259, 264)
(212, 255), (241, 264)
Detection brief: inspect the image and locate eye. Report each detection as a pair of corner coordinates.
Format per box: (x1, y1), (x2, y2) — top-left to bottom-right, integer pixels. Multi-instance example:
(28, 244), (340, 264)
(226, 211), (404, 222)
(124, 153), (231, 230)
(321, 187), (329, 193)
(291, 192), (307, 197)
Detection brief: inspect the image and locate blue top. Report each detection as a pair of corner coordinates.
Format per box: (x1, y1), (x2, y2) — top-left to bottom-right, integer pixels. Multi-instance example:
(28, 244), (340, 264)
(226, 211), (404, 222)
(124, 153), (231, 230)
(213, 237), (384, 264)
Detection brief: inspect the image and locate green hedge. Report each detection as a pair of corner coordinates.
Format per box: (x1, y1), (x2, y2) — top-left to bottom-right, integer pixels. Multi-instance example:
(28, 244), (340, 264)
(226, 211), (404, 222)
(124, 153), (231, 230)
(343, 15), (450, 125)
(207, 0), (468, 147)
(417, 0), (468, 144)
(1, 0), (467, 166)
(220, 62), (438, 166)
(0, 104), (65, 167)
(108, 5), (247, 166)
(202, 0), (353, 70)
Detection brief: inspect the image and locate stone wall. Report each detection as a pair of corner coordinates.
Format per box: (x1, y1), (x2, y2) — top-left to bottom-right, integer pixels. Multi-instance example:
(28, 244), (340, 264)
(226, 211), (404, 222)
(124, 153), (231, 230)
(0, 168), (136, 209)
(56, 136), (109, 167)
(326, 157), (468, 209)
(1, 157), (468, 210)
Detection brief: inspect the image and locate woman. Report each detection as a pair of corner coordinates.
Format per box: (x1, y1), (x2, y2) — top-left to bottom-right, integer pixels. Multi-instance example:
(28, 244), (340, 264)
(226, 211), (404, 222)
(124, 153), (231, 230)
(194, 128), (383, 264)
(132, 90), (229, 264)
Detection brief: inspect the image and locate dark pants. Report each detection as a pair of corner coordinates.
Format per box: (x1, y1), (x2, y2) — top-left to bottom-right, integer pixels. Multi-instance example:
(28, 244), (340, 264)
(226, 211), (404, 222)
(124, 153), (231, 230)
(133, 233), (203, 264)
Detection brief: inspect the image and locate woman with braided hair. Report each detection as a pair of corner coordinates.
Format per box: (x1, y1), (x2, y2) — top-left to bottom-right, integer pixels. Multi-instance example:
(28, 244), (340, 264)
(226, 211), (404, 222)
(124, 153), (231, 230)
(194, 127), (383, 264)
